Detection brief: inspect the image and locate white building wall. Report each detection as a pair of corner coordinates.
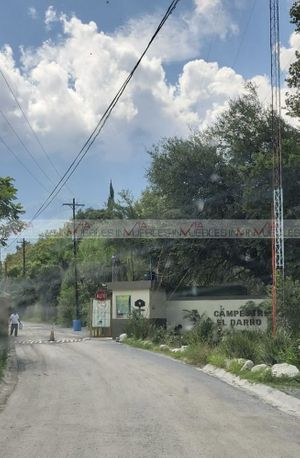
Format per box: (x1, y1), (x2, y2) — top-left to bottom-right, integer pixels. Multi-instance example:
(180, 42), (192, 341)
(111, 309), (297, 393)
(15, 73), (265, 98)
(165, 298), (267, 331)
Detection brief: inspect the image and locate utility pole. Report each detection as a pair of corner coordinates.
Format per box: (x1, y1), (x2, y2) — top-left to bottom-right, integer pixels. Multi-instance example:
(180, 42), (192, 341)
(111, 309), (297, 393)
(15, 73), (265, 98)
(63, 198), (85, 326)
(17, 238), (26, 277)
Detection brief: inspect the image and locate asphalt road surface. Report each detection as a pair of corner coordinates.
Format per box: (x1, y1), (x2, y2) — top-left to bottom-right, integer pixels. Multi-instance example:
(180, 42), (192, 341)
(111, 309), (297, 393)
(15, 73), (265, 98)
(0, 323), (299, 458)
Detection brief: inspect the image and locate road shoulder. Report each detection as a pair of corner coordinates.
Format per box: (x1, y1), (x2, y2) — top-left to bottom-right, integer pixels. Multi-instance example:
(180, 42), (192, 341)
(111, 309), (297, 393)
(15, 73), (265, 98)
(0, 339), (18, 412)
(122, 339), (300, 420)
(200, 363), (300, 420)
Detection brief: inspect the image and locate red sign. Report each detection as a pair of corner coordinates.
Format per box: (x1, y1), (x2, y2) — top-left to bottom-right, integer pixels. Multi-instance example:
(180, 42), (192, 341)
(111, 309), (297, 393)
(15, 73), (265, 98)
(96, 289), (107, 301)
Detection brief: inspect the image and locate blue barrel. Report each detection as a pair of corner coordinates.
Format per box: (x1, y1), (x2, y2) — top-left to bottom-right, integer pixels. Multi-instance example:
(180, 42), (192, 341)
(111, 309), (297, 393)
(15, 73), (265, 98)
(73, 319), (81, 331)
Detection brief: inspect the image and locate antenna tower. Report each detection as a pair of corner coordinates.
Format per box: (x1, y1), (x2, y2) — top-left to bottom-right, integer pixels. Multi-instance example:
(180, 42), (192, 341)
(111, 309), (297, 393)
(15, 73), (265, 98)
(270, 0), (284, 335)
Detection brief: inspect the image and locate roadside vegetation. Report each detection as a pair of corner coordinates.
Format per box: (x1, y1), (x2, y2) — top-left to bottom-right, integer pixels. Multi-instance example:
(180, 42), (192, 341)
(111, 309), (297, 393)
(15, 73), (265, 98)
(123, 309), (300, 390)
(0, 341), (8, 381)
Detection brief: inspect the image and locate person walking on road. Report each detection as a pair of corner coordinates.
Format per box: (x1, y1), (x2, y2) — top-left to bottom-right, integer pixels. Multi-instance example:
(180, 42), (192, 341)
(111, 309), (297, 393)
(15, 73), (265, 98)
(9, 311), (21, 337)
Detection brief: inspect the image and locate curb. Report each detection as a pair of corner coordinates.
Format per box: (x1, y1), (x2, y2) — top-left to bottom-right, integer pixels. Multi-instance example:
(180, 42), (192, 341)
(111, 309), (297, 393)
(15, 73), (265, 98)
(0, 339), (18, 411)
(199, 364), (300, 419)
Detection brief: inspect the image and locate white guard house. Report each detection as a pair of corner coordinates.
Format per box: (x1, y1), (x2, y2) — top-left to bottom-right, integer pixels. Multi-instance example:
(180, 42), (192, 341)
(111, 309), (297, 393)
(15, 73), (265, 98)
(107, 281), (166, 337)
(106, 281), (267, 338)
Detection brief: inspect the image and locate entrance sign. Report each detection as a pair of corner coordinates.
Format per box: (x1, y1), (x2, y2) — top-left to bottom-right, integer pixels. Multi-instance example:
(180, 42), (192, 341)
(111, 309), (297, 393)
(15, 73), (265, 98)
(92, 299), (111, 328)
(96, 289), (107, 301)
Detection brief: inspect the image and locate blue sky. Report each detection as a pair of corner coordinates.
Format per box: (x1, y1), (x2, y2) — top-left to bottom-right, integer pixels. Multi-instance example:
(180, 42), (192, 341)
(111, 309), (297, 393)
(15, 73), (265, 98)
(0, 0), (299, 254)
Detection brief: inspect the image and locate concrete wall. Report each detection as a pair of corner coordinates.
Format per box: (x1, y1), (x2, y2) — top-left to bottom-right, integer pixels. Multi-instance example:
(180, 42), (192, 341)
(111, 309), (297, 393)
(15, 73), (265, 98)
(149, 289), (167, 319)
(165, 298), (267, 331)
(111, 319), (130, 338)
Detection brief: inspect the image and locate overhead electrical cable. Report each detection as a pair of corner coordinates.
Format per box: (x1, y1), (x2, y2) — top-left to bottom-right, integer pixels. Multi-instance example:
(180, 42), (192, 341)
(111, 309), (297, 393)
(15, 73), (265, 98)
(0, 135), (49, 192)
(0, 68), (74, 196)
(30, 0), (181, 221)
(231, 0), (257, 67)
(0, 108), (53, 183)
(0, 68), (63, 179)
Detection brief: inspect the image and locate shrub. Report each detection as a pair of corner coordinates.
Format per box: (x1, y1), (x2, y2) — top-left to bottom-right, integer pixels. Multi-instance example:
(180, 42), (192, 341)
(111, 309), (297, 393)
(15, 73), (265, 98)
(262, 277), (300, 336)
(219, 331), (260, 361)
(207, 350), (227, 368)
(148, 326), (167, 344)
(164, 330), (184, 348)
(256, 328), (300, 367)
(124, 311), (152, 340)
(188, 317), (218, 345)
(184, 312), (219, 346)
(183, 343), (212, 366)
(183, 309), (201, 325)
(0, 337), (8, 380)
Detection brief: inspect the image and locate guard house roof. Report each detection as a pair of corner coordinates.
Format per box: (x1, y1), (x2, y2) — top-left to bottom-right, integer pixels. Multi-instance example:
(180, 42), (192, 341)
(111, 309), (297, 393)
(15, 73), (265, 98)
(107, 281), (152, 291)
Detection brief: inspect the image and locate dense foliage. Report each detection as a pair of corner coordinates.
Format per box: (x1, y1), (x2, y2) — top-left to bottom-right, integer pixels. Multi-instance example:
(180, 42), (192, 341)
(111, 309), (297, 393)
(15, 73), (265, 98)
(0, 177), (24, 246)
(3, 88), (300, 330)
(286, 1), (300, 118)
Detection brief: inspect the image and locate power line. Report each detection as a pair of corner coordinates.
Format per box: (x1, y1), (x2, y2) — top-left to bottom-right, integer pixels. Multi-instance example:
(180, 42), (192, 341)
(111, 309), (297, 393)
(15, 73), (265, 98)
(231, 0), (257, 68)
(0, 68), (63, 179)
(0, 108), (53, 184)
(0, 134), (50, 192)
(0, 68), (74, 196)
(6, 0), (181, 250)
(31, 0), (181, 220)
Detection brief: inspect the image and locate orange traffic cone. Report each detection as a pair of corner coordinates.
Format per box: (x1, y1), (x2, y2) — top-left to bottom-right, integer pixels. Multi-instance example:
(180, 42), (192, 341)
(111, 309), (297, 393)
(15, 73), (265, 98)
(49, 327), (55, 342)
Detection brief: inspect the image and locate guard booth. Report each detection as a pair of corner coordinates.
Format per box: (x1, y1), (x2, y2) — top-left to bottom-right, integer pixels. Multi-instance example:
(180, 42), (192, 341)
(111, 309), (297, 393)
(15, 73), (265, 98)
(107, 281), (167, 338)
(89, 288), (112, 337)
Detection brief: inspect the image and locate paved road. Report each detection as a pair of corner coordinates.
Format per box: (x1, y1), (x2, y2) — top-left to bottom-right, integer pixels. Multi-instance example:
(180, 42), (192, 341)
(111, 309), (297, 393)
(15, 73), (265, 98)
(0, 324), (299, 458)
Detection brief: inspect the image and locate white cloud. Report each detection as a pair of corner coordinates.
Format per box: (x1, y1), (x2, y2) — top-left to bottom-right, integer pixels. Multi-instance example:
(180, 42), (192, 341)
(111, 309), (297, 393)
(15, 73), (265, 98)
(0, 4), (298, 171)
(116, 0), (238, 64)
(281, 32), (300, 71)
(45, 6), (58, 27)
(28, 7), (37, 20)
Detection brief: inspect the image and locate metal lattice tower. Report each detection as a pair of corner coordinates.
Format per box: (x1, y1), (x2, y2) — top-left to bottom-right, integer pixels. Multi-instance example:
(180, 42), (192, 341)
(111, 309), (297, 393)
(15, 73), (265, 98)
(269, 0), (284, 334)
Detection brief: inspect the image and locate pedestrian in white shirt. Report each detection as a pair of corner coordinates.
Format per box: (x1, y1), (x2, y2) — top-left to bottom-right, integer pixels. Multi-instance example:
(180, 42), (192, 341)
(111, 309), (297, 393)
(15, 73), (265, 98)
(9, 311), (21, 337)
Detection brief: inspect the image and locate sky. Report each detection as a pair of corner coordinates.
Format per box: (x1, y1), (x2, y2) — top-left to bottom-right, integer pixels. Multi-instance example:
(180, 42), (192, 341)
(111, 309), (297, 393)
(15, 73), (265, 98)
(0, 0), (299, 255)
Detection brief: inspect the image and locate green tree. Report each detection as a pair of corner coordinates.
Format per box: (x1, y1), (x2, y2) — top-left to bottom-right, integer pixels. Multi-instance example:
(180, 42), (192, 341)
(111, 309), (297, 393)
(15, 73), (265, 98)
(286, 1), (300, 118)
(0, 177), (24, 245)
(134, 87), (300, 290)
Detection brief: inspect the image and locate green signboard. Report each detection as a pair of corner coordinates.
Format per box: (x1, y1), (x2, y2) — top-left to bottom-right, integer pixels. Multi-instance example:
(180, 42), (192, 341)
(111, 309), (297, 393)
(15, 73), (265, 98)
(116, 295), (131, 317)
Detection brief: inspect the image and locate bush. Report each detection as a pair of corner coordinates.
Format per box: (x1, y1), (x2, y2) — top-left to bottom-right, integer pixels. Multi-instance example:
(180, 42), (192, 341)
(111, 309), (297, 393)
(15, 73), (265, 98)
(0, 337), (8, 380)
(219, 331), (260, 361)
(186, 317), (218, 346)
(57, 286), (75, 326)
(183, 343), (212, 366)
(164, 330), (185, 348)
(256, 328), (300, 367)
(262, 277), (300, 336)
(148, 326), (167, 344)
(207, 350), (227, 368)
(124, 311), (152, 340)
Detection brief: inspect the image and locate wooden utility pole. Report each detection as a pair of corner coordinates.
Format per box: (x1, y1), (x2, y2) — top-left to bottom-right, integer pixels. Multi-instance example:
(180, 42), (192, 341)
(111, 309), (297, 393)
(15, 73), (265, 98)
(17, 238), (26, 277)
(63, 198), (85, 320)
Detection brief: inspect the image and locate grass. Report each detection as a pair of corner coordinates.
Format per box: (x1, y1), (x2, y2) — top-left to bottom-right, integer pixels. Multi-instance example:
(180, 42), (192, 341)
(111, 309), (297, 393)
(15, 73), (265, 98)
(123, 337), (300, 392)
(0, 339), (8, 381)
(123, 313), (300, 393)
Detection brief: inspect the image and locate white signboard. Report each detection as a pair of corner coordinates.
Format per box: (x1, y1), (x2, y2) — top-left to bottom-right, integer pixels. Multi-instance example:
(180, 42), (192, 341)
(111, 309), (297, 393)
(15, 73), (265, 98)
(92, 299), (111, 328)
